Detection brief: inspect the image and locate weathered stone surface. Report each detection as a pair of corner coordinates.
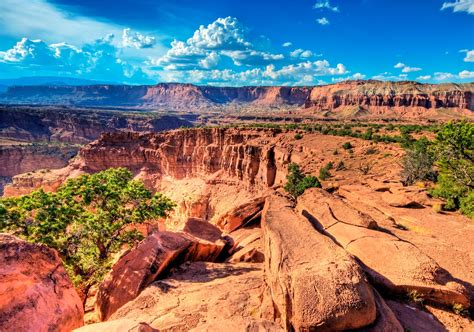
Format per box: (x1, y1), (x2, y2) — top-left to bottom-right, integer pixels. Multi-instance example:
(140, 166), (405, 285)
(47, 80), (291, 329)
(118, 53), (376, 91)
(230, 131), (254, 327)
(0, 233), (84, 332)
(297, 188), (470, 308)
(357, 290), (403, 332)
(386, 300), (447, 332)
(228, 242), (264, 263)
(75, 319), (157, 332)
(215, 196), (266, 232)
(110, 262), (281, 330)
(96, 232), (192, 321)
(262, 195), (377, 331)
(96, 227), (229, 321)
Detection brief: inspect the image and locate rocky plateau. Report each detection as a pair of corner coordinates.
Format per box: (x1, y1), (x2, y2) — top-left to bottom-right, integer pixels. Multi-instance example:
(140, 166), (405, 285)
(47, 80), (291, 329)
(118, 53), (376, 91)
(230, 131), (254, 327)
(2, 127), (474, 331)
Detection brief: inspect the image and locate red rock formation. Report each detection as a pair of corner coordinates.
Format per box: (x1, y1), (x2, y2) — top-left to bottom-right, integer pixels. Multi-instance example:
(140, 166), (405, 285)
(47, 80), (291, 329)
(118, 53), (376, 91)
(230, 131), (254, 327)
(0, 233), (84, 331)
(2, 81), (472, 113)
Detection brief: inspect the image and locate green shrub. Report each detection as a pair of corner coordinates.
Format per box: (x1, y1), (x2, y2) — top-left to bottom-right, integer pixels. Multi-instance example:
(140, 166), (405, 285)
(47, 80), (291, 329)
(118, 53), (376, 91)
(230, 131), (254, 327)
(431, 121), (473, 218)
(284, 163), (321, 198)
(336, 161), (346, 171)
(319, 166), (331, 180)
(294, 133), (303, 140)
(342, 142), (353, 150)
(400, 137), (436, 185)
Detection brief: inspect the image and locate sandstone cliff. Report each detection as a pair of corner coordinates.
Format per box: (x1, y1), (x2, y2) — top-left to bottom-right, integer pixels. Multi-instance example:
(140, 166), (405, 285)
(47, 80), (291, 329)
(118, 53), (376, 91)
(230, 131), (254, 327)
(1, 81), (472, 115)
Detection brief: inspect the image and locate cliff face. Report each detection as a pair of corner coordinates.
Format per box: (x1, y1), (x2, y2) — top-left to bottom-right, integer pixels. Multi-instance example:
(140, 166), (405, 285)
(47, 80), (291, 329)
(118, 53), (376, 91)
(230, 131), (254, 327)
(305, 80), (473, 111)
(0, 106), (193, 144)
(76, 128), (284, 188)
(1, 81), (472, 113)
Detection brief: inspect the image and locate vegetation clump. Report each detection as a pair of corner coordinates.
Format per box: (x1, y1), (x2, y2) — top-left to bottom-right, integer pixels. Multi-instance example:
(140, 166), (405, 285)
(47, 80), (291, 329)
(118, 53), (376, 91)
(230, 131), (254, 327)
(0, 167), (175, 299)
(400, 137), (436, 185)
(284, 163), (321, 199)
(342, 142), (353, 150)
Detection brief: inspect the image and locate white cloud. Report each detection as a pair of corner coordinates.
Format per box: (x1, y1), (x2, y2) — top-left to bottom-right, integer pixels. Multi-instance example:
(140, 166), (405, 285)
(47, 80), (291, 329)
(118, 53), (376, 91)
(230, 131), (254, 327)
(290, 49), (313, 58)
(316, 17), (330, 25)
(282, 42), (292, 47)
(462, 49), (474, 62)
(332, 72), (366, 82)
(402, 66), (422, 73)
(416, 75), (432, 80)
(154, 17), (284, 70)
(0, 35), (149, 83)
(313, 0), (339, 12)
(122, 28), (156, 49)
(394, 62), (405, 68)
(459, 70), (474, 78)
(0, 0), (125, 44)
(434, 72), (456, 81)
(441, 0), (474, 14)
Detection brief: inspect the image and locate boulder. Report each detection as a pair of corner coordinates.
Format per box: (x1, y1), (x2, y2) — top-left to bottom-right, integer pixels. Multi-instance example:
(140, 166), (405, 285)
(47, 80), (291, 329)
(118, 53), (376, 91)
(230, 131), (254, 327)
(96, 232), (192, 321)
(227, 226), (264, 263)
(297, 188), (470, 308)
(96, 226), (229, 321)
(109, 262), (280, 330)
(228, 242), (264, 263)
(262, 195), (377, 331)
(0, 233), (84, 332)
(381, 191), (422, 208)
(215, 196), (266, 232)
(357, 290), (403, 332)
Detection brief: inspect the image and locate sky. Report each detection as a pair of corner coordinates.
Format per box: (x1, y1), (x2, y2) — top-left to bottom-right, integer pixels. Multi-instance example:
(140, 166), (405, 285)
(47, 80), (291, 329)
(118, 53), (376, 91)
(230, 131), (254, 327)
(0, 0), (473, 86)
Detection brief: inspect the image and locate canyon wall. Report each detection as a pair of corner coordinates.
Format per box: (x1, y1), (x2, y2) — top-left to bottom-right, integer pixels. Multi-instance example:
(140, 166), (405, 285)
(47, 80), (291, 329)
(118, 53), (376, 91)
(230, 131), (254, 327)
(0, 106), (194, 144)
(1, 80), (472, 113)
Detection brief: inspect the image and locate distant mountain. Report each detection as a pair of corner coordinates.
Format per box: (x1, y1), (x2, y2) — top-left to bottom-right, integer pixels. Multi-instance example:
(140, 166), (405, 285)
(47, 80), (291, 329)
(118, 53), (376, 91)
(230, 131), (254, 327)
(0, 80), (472, 118)
(0, 76), (115, 87)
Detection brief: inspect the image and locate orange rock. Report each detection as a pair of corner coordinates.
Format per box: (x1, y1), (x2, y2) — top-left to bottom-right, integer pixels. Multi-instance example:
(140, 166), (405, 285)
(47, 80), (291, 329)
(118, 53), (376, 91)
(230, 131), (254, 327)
(262, 195), (377, 330)
(0, 233), (84, 332)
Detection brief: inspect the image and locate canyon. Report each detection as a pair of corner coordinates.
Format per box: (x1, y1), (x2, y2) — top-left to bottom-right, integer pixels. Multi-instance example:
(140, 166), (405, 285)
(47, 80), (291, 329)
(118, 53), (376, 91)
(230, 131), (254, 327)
(2, 127), (473, 331)
(1, 80), (473, 119)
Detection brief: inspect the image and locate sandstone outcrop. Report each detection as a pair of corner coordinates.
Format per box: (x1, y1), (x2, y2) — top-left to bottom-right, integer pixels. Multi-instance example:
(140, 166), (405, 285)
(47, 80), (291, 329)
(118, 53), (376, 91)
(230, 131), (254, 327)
(297, 188), (470, 308)
(262, 195), (377, 330)
(107, 262), (281, 331)
(0, 233), (84, 331)
(96, 221), (228, 321)
(215, 196), (266, 232)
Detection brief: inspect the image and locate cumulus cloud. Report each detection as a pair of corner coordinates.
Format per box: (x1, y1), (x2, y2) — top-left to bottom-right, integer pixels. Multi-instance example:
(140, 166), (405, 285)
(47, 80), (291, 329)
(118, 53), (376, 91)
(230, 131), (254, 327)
(394, 62), (405, 68)
(313, 0), (339, 12)
(316, 17), (330, 25)
(122, 28), (156, 49)
(290, 49), (313, 58)
(402, 66), (422, 73)
(153, 17), (287, 71)
(416, 75), (432, 80)
(462, 49), (474, 62)
(332, 72), (366, 82)
(459, 70), (474, 78)
(282, 42), (293, 47)
(441, 0), (474, 14)
(432, 70), (474, 81)
(0, 35), (149, 83)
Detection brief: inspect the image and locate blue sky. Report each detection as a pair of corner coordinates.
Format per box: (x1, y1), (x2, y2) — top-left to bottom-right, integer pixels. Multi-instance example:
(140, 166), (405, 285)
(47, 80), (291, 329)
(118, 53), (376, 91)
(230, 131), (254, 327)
(0, 0), (473, 85)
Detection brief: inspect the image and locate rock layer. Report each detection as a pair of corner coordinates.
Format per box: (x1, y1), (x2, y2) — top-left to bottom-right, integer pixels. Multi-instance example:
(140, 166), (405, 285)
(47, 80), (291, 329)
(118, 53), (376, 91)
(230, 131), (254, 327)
(0, 233), (84, 332)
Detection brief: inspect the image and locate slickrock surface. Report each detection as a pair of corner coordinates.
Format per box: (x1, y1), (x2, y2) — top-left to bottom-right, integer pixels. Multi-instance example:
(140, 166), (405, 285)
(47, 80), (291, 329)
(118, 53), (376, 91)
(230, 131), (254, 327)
(96, 222), (228, 321)
(107, 262), (281, 331)
(262, 195), (377, 330)
(297, 188), (470, 308)
(0, 233), (84, 332)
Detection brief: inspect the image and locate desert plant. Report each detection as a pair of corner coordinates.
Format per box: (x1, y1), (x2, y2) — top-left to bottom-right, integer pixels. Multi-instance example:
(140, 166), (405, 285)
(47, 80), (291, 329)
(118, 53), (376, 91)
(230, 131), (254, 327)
(342, 142), (353, 150)
(284, 163), (321, 198)
(431, 121), (473, 217)
(319, 166), (331, 180)
(400, 137), (436, 185)
(294, 133), (303, 140)
(0, 167), (175, 301)
(336, 161), (346, 171)
(358, 161), (374, 175)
